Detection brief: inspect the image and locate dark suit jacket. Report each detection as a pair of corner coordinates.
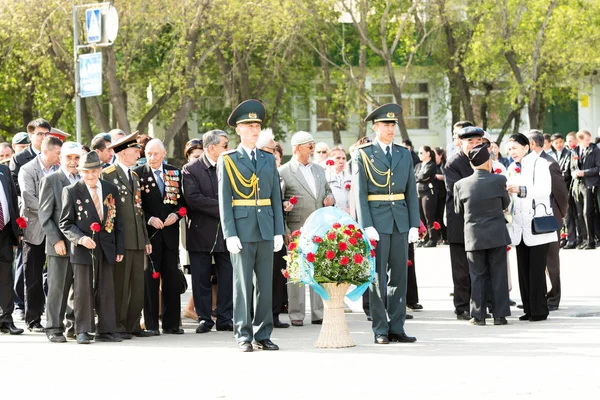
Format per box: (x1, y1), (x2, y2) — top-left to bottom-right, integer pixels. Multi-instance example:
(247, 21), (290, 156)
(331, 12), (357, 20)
(539, 151), (569, 222)
(571, 145), (600, 188)
(454, 170), (511, 252)
(59, 180), (124, 265)
(133, 163), (185, 251)
(182, 155), (224, 253)
(443, 150), (474, 244)
(9, 145), (36, 196)
(0, 164), (20, 246)
(39, 170), (74, 257)
(414, 161), (437, 194)
(556, 147), (572, 186)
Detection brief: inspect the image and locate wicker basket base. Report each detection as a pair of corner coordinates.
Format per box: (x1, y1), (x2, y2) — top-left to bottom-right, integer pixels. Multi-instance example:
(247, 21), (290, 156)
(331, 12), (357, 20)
(314, 282), (355, 348)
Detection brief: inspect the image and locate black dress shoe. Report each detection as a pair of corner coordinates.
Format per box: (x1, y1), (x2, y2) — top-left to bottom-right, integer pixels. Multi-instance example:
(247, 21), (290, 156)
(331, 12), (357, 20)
(116, 332), (133, 339)
(95, 333), (123, 342)
(27, 322), (45, 333)
(47, 333), (67, 343)
(367, 316), (372, 321)
(407, 303), (423, 310)
(548, 304), (559, 312)
(494, 317), (508, 325)
(0, 322), (24, 335)
(469, 317), (486, 326)
(311, 319), (323, 325)
(508, 299), (517, 306)
(563, 242), (577, 249)
(131, 330), (156, 337)
(577, 242), (587, 249)
(517, 304), (524, 309)
(529, 315), (548, 322)
(196, 320), (212, 333)
(423, 240), (437, 248)
(77, 332), (91, 344)
(374, 334), (389, 344)
(163, 328), (185, 334)
(389, 333), (417, 343)
(238, 341), (253, 352)
(405, 314), (414, 319)
(216, 322), (234, 331)
(455, 310), (470, 320)
(518, 314), (531, 321)
(585, 243), (596, 250)
(273, 319), (290, 328)
(253, 339), (279, 350)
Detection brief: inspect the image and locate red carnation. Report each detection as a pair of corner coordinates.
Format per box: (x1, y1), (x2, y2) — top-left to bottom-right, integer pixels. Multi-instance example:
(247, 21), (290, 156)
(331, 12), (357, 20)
(349, 237), (358, 246)
(282, 269), (290, 279)
(570, 144), (577, 149)
(152, 271), (160, 280)
(370, 249), (375, 257)
(332, 222), (341, 229)
(340, 256), (349, 266)
(338, 242), (348, 251)
(494, 169), (502, 174)
(370, 239), (377, 248)
(343, 229), (352, 236)
(353, 254), (363, 264)
(327, 232), (336, 240)
(326, 159), (335, 166)
(325, 250), (335, 260)
(354, 232), (363, 239)
(289, 196), (298, 205)
(514, 167), (521, 173)
(306, 252), (315, 262)
(177, 207), (187, 217)
(288, 242), (297, 251)
(345, 183), (351, 190)
(90, 222), (101, 233)
(560, 233), (568, 239)
(408, 260), (413, 267)
(506, 246), (511, 252)
(16, 217), (27, 229)
(347, 224), (355, 230)
(291, 230), (301, 237)
(433, 221), (441, 230)
(313, 236), (322, 243)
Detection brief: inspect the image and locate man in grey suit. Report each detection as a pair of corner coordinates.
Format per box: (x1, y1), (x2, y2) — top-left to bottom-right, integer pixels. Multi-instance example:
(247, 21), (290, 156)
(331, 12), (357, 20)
(279, 131), (334, 327)
(454, 144), (511, 325)
(18, 135), (62, 332)
(39, 142), (83, 342)
(218, 99), (285, 352)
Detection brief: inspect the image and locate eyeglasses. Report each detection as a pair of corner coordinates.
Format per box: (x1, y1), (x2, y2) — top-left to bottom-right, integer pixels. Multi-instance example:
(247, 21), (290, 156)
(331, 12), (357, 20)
(217, 142), (229, 149)
(316, 150), (328, 154)
(187, 139), (202, 147)
(302, 143), (315, 149)
(34, 130), (50, 136)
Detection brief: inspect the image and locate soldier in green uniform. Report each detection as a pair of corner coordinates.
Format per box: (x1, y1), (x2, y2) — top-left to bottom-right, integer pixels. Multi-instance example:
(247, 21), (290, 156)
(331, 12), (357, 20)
(218, 99), (284, 352)
(102, 132), (152, 338)
(352, 104), (421, 345)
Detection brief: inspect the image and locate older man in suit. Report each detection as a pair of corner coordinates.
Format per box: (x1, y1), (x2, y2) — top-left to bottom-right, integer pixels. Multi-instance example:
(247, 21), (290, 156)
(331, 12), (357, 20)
(18, 135), (62, 332)
(279, 131), (334, 327)
(454, 144), (511, 326)
(39, 142), (83, 342)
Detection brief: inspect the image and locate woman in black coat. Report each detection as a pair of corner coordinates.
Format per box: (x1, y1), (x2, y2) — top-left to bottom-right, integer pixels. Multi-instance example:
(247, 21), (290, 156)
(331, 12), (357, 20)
(415, 145), (439, 247)
(434, 147), (448, 243)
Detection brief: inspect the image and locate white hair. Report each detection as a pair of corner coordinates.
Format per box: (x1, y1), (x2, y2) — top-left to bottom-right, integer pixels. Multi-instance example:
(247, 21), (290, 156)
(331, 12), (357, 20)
(256, 128), (275, 149)
(145, 138), (165, 151)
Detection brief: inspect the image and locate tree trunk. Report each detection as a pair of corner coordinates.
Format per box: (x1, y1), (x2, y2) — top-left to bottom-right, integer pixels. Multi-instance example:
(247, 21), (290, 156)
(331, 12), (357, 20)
(87, 97), (111, 132)
(356, 0), (368, 140)
(136, 87), (176, 135)
(386, 59), (409, 140)
(104, 47), (131, 133)
(480, 83), (493, 131)
(269, 86), (285, 137)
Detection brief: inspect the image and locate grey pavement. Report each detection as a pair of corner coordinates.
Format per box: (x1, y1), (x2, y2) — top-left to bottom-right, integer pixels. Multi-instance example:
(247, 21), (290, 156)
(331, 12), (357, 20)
(2, 245), (600, 399)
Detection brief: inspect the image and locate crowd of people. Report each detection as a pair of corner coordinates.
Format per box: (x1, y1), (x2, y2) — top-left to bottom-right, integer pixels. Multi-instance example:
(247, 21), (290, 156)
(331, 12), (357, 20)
(0, 101), (594, 349)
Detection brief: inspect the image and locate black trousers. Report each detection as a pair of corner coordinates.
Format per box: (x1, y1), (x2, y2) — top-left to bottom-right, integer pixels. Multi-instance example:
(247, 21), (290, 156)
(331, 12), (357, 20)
(577, 185), (596, 245)
(272, 246), (287, 317)
(419, 191), (439, 242)
(565, 193), (579, 245)
(516, 242), (549, 318)
(13, 244), (24, 310)
(190, 251), (233, 327)
(144, 243), (182, 331)
(435, 192), (447, 241)
(406, 242), (419, 305)
(546, 231), (561, 308)
(466, 246), (510, 320)
(0, 229), (15, 324)
(449, 243), (470, 314)
(22, 240), (46, 326)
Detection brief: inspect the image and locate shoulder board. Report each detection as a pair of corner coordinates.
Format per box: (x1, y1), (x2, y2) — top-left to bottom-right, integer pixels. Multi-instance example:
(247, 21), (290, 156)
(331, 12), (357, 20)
(131, 170), (138, 176)
(222, 149), (237, 156)
(356, 142), (373, 150)
(103, 165), (116, 174)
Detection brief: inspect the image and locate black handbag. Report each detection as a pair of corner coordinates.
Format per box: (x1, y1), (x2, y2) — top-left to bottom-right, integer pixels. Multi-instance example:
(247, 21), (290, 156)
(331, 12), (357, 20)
(178, 267), (188, 295)
(531, 201), (559, 235)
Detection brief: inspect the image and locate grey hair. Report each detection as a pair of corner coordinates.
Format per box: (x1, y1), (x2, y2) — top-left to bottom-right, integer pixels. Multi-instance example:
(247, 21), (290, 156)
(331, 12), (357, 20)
(145, 138), (165, 151)
(526, 129), (544, 148)
(256, 128), (274, 149)
(202, 130), (228, 148)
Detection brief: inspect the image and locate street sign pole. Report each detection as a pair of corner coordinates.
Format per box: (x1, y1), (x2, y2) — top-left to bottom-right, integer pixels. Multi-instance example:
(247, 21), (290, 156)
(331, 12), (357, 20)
(73, 1), (81, 144)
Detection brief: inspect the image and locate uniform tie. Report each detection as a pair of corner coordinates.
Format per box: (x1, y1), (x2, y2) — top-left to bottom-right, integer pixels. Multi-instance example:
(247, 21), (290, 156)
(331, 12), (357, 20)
(385, 145), (392, 164)
(128, 169), (134, 189)
(154, 170), (164, 196)
(91, 185), (103, 220)
(251, 150), (257, 168)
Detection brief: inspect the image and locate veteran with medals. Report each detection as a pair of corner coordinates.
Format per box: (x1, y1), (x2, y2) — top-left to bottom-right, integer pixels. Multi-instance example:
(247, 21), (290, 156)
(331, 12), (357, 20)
(101, 132), (152, 338)
(352, 104), (420, 345)
(218, 99), (285, 352)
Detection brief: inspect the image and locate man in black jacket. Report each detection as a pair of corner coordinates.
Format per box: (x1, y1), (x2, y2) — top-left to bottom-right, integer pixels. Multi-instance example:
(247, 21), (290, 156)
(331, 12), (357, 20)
(182, 130), (233, 333)
(454, 144), (511, 326)
(554, 133), (579, 248)
(133, 139), (186, 335)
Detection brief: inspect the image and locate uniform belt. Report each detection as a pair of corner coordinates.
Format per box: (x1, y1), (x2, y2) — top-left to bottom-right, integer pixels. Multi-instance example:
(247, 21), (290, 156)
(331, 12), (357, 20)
(367, 193), (405, 201)
(232, 199), (272, 206)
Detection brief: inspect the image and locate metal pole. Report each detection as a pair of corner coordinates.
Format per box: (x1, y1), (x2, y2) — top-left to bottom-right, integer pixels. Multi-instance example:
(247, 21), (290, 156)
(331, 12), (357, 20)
(73, 2), (81, 144)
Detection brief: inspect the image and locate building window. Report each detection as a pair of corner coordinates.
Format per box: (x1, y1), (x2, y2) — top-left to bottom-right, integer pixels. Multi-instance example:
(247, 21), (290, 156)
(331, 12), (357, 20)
(293, 96), (311, 132)
(371, 83), (429, 129)
(316, 99), (332, 131)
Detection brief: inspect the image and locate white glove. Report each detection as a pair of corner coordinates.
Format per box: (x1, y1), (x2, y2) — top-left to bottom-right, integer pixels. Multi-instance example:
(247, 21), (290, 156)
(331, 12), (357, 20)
(273, 235), (284, 252)
(226, 236), (243, 254)
(408, 227), (419, 243)
(364, 226), (379, 242)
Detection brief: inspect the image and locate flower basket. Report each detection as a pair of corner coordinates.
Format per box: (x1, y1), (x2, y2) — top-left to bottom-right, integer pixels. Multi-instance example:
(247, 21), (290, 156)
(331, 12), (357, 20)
(314, 282), (354, 348)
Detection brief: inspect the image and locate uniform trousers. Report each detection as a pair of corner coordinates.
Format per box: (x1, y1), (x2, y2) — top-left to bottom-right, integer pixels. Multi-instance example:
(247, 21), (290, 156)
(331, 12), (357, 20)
(114, 249), (145, 333)
(22, 240), (46, 326)
(145, 243), (183, 331)
(0, 229), (15, 324)
(231, 240), (273, 343)
(449, 243), (471, 314)
(45, 256), (74, 335)
(516, 242), (549, 318)
(546, 231), (561, 308)
(369, 227), (409, 335)
(72, 253), (117, 334)
(189, 250), (233, 328)
(466, 246), (510, 320)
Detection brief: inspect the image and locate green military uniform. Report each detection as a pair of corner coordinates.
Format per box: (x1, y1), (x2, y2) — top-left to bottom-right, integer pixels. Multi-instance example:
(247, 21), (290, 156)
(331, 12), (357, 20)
(352, 104), (420, 338)
(218, 100), (284, 346)
(101, 132), (149, 335)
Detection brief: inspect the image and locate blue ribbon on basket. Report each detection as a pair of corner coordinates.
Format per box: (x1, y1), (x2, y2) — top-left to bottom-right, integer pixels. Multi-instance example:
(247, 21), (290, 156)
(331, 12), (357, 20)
(294, 207), (375, 301)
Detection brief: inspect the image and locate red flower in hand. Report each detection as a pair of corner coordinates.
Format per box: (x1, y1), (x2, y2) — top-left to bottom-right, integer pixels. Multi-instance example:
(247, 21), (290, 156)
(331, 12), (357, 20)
(514, 167), (521, 173)
(494, 169), (502, 174)
(291, 230), (301, 238)
(353, 254), (363, 264)
(338, 242), (348, 251)
(288, 242), (297, 251)
(90, 222), (101, 233)
(332, 222), (341, 229)
(433, 221), (441, 230)
(289, 196), (298, 205)
(407, 260), (413, 267)
(177, 207), (187, 217)
(370, 249), (376, 258)
(152, 271), (160, 280)
(345, 183), (351, 190)
(326, 159), (335, 166)
(313, 236), (322, 243)
(560, 233), (568, 239)
(506, 246), (511, 252)
(282, 269), (290, 279)
(327, 232), (336, 240)
(16, 217), (27, 229)
(349, 237), (358, 246)
(306, 252), (315, 262)
(325, 250), (335, 260)
(340, 256), (349, 266)
(370, 239), (377, 248)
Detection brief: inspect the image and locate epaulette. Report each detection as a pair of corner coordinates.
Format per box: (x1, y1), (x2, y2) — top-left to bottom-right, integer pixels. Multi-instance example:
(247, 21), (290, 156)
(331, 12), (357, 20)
(131, 170), (138, 176)
(356, 142), (373, 150)
(222, 149), (237, 156)
(103, 165), (116, 173)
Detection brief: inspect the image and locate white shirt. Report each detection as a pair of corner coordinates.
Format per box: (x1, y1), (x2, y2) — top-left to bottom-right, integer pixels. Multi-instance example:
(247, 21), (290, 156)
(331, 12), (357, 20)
(240, 145), (257, 162)
(0, 179), (10, 226)
(326, 168), (351, 210)
(61, 167), (79, 184)
(150, 165), (164, 182)
(297, 161), (317, 197)
(376, 141), (393, 160)
(85, 182), (103, 218)
(116, 162), (131, 177)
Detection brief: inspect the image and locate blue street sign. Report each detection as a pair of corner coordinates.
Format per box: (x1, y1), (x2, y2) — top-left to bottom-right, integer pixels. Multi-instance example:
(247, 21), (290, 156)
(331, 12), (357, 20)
(86, 8), (102, 43)
(79, 53), (102, 98)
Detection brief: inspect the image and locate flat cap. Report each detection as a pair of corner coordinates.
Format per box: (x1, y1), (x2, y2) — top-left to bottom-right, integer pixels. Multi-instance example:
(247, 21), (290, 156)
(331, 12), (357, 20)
(458, 126), (485, 140)
(12, 132), (30, 145)
(468, 143), (490, 167)
(291, 131), (314, 146)
(61, 141), (84, 157)
(108, 131), (141, 153)
(227, 99), (266, 127)
(364, 103), (402, 123)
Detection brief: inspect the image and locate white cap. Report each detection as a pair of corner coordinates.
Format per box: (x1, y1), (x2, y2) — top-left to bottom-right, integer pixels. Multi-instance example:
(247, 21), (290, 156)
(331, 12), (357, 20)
(61, 141), (84, 156)
(482, 131), (493, 143)
(291, 131), (315, 146)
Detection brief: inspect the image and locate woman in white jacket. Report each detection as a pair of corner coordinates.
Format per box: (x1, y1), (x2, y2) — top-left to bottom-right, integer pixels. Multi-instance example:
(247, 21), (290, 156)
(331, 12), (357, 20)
(506, 133), (556, 322)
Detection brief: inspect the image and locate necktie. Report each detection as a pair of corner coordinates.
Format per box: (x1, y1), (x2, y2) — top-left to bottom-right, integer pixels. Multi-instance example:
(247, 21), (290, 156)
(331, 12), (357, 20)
(385, 146), (392, 163)
(154, 170), (164, 196)
(128, 169), (134, 188)
(91, 185), (103, 220)
(0, 199), (4, 231)
(251, 150), (257, 168)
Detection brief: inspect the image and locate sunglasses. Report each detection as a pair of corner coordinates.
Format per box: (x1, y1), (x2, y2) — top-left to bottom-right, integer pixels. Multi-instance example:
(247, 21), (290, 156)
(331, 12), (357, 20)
(316, 150), (327, 154)
(187, 139), (203, 147)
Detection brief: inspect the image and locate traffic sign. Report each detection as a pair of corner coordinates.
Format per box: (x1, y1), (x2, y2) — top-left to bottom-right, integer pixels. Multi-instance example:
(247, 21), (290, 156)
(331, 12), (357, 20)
(86, 8), (102, 43)
(79, 53), (102, 98)
(102, 5), (119, 43)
